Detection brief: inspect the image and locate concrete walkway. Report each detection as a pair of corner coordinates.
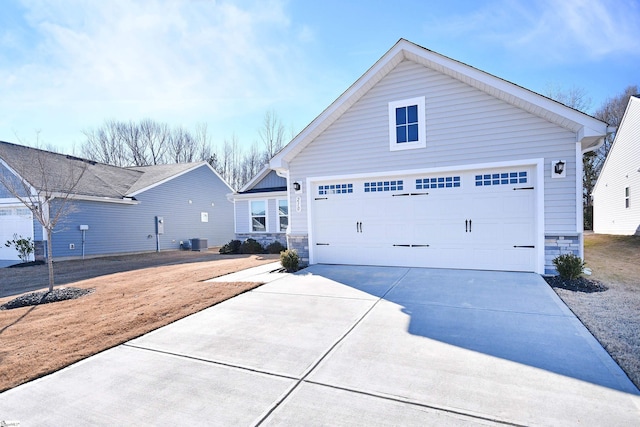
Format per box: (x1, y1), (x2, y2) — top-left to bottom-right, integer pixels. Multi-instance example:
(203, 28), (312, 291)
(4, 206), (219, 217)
(1, 264), (639, 425)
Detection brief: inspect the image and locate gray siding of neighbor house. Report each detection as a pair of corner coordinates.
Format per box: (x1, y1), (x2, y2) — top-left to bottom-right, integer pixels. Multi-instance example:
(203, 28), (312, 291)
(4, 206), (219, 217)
(50, 165), (234, 258)
(252, 171), (286, 190)
(287, 60), (578, 239)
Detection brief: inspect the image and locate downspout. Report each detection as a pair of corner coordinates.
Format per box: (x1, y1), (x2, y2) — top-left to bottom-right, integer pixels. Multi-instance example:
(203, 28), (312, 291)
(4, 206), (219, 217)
(276, 169), (292, 248)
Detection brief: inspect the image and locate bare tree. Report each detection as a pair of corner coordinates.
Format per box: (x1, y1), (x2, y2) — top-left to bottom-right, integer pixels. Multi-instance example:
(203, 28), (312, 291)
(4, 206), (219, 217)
(194, 123), (214, 163)
(80, 113), (294, 190)
(139, 119), (170, 165)
(82, 120), (129, 167)
(544, 82), (592, 113)
(259, 109), (286, 161)
(241, 141), (265, 186)
(0, 142), (87, 291)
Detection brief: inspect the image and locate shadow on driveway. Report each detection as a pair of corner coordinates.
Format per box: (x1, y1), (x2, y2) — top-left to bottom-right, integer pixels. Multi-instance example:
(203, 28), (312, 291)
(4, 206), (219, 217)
(298, 264), (638, 394)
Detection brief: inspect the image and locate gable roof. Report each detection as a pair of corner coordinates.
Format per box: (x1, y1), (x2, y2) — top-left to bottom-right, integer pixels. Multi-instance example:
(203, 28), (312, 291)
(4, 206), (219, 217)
(593, 95), (640, 194)
(0, 141), (229, 201)
(271, 39), (611, 170)
(236, 165), (287, 194)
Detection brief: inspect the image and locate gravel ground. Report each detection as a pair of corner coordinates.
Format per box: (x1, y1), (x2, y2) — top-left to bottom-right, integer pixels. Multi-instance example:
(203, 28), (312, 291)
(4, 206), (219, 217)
(553, 233), (640, 390)
(1, 288), (94, 310)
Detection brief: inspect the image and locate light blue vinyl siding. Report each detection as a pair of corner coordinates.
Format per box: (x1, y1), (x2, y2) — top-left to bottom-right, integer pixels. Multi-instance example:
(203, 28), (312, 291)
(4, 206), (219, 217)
(235, 200), (250, 233)
(50, 164), (234, 258)
(288, 59), (578, 235)
(252, 170), (286, 190)
(33, 219), (43, 241)
(234, 197), (284, 234)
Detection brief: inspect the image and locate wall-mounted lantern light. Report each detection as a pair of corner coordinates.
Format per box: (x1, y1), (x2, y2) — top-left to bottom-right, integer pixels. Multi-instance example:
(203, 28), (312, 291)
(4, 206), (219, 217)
(552, 160), (566, 178)
(293, 181), (302, 193)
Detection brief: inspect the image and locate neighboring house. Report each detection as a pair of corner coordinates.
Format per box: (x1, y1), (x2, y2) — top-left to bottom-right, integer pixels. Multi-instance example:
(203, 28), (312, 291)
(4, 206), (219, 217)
(230, 166), (288, 247)
(0, 141), (234, 264)
(269, 39), (611, 274)
(593, 95), (640, 235)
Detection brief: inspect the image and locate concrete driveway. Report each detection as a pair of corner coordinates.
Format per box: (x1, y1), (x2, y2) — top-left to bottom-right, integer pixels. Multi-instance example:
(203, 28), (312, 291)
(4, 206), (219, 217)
(1, 264), (639, 425)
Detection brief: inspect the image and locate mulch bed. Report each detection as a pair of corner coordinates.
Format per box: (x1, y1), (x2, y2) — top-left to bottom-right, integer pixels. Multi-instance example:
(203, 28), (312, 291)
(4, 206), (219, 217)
(7, 260), (46, 268)
(0, 287), (94, 310)
(544, 276), (608, 293)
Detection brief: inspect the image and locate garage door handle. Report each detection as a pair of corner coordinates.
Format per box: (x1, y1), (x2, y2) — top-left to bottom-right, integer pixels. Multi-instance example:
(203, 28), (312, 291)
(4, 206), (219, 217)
(513, 187), (534, 191)
(316, 243), (330, 246)
(513, 245), (535, 248)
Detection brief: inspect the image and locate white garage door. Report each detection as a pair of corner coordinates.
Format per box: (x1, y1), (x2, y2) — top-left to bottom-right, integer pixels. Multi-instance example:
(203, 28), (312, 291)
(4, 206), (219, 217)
(0, 206), (34, 261)
(311, 167), (537, 272)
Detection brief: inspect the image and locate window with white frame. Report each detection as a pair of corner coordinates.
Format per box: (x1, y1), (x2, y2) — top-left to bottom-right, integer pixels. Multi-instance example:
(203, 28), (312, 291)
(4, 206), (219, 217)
(625, 187), (630, 209)
(278, 199), (288, 232)
(388, 96), (426, 151)
(250, 200), (266, 232)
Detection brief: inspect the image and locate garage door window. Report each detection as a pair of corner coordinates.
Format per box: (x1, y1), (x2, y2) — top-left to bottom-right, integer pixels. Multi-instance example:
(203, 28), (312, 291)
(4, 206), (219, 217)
(250, 200), (266, 232)
(416, 176), (460, 189)
(364, 180), (403, 192)
(319, 184), (353, 195)
(475, 171), (527, 187)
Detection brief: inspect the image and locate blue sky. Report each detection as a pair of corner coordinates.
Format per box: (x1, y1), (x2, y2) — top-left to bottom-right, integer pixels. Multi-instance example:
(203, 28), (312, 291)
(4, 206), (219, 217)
(1, 0), (638, 155)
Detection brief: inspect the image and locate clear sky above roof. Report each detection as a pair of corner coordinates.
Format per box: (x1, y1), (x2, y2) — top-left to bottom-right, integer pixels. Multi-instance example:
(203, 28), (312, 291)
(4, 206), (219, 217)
(0, 0), (637, 155)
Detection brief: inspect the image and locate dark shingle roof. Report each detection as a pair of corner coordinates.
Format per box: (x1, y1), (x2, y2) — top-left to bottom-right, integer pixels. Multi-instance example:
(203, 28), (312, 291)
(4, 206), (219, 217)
(0, 141), (203, 199)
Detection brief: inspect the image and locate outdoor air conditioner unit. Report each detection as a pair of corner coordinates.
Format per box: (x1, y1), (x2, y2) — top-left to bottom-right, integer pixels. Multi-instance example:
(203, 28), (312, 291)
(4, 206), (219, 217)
(191, 238), (208, 251)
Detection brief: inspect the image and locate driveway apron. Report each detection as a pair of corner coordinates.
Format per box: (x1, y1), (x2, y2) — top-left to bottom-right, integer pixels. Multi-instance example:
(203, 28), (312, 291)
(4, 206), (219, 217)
(0, 264), (638, 426)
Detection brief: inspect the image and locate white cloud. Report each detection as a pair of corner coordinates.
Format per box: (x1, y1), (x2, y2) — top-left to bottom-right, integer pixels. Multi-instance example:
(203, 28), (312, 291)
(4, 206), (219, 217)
(0, 0), (316, 147)
(423, 0), (640, 64)
(513, 0), (640, 60)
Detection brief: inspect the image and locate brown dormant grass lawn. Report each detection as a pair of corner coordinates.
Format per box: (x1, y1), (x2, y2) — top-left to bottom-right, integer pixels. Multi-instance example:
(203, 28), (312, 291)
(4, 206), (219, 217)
(0, 251), (278, 392)
(554, 233), (640, 389)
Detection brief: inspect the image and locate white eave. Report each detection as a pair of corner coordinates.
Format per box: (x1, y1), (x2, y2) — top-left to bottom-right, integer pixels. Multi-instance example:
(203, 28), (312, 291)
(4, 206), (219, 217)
(271, 38), (610, 170)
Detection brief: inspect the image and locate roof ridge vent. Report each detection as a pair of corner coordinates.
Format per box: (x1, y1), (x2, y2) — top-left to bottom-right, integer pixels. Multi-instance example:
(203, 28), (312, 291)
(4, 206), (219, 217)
(66, 155), (97, 165)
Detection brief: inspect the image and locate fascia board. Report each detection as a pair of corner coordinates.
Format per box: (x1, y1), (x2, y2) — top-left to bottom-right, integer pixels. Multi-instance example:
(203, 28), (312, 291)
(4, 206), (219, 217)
(272, 39), (609, 170)
(0, 158), (37, 196)
(238, 165), (272, 193)
(270, 40), (407, 170)
(128, 162), (234, 197)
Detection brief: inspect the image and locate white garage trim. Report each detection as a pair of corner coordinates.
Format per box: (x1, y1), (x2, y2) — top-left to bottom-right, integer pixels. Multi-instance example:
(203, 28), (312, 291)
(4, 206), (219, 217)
(306, 158), (544, 273)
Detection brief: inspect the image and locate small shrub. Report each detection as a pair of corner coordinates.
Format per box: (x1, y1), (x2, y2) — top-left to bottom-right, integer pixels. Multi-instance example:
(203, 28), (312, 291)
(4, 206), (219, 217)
(280, 249), (299, 272)
(219, 239), (241, 254)
(4, 234), (34, 263)
(240, 238), (264, 254)
(266, 241), (286, 254)
(553, 253), (585, 280)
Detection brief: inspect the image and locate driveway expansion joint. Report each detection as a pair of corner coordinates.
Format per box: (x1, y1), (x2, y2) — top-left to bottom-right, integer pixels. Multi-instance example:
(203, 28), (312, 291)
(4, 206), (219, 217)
(253, 268), (412, 425)
(301, 380), (528, 427)
(121, 343), (299, 381)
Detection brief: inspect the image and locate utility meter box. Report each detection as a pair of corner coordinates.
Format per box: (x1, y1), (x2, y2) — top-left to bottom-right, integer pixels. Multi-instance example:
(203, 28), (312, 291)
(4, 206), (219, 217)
(156, 216), (164, 235)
